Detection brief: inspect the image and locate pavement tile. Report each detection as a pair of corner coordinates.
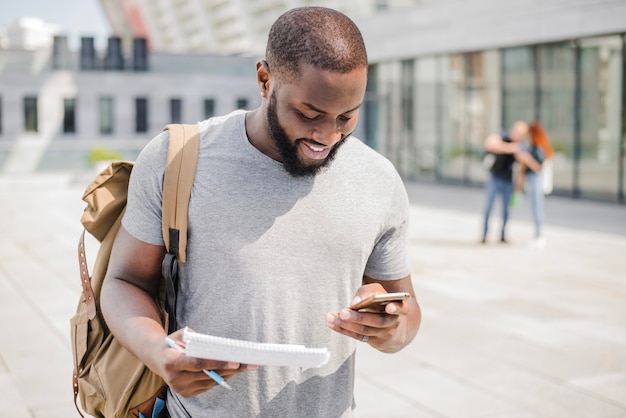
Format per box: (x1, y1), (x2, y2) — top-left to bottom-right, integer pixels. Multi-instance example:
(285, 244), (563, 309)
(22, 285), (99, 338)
(1, 176), (625, 417)
(0, 370), (32, 418)
(473, 369), (626, 418)
(353, 371), (439, 417)
(568, 372), (626, 408)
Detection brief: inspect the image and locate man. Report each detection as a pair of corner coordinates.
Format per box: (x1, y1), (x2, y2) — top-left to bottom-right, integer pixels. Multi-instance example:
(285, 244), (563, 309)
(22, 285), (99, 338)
(101, 7), (421, 417)
(481, 120), (535, 243)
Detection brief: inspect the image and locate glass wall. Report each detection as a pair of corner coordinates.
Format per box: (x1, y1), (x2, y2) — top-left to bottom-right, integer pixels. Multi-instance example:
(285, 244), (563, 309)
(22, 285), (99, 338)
(438, 54), (465, 182)
(439, 51), (500, 183)
(399, 59), (416, 179)
(414, 56), (440, 181)
(502, 47), (535, 128)
(577, 36), (623, 199)
(373, 60), (401, 173)
(365, 33), (626, 202)
(536, 42), (576, 193)
(623, 35), (626, 202)
(466, 51), (501, 184)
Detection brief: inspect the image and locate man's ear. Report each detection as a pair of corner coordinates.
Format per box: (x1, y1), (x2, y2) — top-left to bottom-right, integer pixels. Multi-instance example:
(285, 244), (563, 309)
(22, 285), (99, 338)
(256, 60), (271, 98)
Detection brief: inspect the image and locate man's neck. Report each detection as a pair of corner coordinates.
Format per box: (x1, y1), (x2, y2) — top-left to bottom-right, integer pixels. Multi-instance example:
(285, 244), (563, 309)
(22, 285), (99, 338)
(245, 109), (281, 162)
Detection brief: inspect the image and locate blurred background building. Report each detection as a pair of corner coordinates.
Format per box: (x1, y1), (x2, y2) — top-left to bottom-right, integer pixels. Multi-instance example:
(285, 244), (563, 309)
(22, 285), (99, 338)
(0, 33), (259, 174)
(357, 0), (626, 203)
(98, 0), (423, 55)
(0, 0), (625, 203)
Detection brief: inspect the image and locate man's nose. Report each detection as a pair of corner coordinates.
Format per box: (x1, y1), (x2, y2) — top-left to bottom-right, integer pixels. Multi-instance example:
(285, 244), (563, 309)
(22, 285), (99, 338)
(312, 121), (343, 145)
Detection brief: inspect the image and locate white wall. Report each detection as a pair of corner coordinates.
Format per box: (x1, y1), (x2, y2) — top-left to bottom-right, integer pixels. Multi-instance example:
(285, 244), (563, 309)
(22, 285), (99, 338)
(358, 0), (626, 62)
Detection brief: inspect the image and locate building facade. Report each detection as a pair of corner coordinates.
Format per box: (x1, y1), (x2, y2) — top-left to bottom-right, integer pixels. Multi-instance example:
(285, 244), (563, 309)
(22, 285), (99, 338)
(98, 0), (424, 55)
(97, 0), (626, 202)
(357, 0), (626, 202)
(0, 35), (260, 175)
(2, 0), (625, 203)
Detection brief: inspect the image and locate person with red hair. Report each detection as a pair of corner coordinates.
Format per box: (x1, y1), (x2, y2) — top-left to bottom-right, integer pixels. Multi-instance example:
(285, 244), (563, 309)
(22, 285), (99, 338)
(516, 121), (554, 248)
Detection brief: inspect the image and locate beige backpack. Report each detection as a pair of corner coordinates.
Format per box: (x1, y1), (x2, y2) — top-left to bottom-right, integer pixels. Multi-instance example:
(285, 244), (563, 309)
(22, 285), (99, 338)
(70, 124), (200, 417)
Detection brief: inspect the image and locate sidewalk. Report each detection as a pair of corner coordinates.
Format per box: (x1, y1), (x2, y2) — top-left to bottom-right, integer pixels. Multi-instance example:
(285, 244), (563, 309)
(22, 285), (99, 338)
(0, 175), (625, 417)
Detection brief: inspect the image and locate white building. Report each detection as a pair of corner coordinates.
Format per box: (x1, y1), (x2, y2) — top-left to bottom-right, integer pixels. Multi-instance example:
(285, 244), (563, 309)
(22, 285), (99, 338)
(2, 0), (625, 202)
(0, 35), (260, 175)
(98, 0), (425, 55)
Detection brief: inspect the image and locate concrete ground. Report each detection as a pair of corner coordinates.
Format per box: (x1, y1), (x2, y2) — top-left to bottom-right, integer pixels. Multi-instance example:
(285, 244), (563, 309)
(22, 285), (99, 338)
(0, 174), (624, 417)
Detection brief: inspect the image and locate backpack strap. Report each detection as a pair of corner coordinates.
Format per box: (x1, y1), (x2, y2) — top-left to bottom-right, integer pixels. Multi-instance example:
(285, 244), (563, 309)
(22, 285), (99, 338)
(78, 230), (96, 320)
(161, 123), (200, 333)
(161, 123), (200, 261)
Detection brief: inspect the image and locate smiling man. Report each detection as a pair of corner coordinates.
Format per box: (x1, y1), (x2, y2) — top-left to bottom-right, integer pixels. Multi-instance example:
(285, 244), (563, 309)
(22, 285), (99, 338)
(256, 58), (366, 177)
(101, 6), (421, 417)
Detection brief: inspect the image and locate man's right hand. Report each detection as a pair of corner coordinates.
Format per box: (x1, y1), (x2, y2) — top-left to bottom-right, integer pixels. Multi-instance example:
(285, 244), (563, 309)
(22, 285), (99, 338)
(160, 328), (259, 397)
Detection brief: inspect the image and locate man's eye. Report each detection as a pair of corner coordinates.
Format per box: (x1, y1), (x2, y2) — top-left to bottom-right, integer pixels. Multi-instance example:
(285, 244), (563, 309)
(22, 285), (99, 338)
(298, 112), (319, 121)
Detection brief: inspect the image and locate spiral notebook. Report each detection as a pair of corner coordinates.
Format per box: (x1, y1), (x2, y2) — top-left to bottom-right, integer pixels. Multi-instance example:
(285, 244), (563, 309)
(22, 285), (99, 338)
(183, 328), (330, 370)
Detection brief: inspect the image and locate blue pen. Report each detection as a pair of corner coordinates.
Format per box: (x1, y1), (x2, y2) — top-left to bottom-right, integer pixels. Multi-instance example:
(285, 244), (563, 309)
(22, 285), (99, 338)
(164, 337), (233, 390)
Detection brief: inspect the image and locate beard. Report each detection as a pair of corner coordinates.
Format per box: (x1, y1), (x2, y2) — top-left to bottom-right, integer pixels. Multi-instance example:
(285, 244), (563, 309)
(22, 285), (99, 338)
(266, 92), (349, 177)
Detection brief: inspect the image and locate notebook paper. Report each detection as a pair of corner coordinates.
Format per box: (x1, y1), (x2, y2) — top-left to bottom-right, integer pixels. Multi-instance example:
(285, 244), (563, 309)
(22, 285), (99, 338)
(183, 328), (330, 369)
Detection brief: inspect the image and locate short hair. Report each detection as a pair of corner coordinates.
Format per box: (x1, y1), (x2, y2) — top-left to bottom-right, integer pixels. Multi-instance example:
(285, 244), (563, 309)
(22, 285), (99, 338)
(265, 7), (368, 82)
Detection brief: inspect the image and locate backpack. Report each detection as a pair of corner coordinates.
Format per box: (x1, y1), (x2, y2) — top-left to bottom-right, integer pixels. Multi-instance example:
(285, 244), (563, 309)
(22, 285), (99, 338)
(70, 123), (200, 418)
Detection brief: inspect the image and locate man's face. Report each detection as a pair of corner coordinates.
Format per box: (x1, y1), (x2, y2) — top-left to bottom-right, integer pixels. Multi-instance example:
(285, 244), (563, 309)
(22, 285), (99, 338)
(510, 121), (529, 142)
(265, 63), (367, 177)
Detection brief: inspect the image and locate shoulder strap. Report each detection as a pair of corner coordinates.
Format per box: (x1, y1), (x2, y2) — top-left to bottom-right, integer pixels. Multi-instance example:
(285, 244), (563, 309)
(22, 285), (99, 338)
(161, 123), (200, 334)
(161, 123), (200, 263)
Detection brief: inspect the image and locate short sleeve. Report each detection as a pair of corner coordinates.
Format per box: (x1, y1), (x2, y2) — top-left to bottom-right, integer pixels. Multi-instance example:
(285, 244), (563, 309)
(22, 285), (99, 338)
(364, 172), (411, 281)
(121, 131), (169, 246)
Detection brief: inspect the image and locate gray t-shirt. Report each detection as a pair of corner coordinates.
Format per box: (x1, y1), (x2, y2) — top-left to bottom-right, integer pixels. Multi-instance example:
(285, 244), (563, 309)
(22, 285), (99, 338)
(123, 110), (410, 417)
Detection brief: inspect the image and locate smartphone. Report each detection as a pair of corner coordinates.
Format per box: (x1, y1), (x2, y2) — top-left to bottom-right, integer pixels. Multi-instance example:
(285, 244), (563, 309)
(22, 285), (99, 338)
(350, 292), (412, 312)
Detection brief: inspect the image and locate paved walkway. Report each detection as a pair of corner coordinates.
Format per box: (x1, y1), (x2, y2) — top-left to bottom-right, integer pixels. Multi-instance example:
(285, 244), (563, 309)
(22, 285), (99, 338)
(0, 174), (625, 417)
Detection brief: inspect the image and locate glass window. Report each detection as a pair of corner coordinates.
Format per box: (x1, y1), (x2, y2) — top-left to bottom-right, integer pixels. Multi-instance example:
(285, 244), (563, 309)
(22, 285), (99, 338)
(24, 96), (38, 132)
(374, 60), (402, 170)
(577, 36), (623, 199)
(363, 64), (380, 149)
(135, 97), (148, 133)
(623, 35), (626, 202)
(63, 98), (77, 134)
(367, 37), (625, 202)
(204, 98), (215, 119)
(466, 51), (501, 184)
(236, 98), (248, 110)
(439, 53), (467, 182)
(414, 57), (440, 181)
(170, 98), (182, 123)
(401, 59), (414, 133)
(537, 42), (576, 194)
(374, 0), (389, 11)
(396, 59), (416, 179)
(99, 97), (114, 135)
(502, 46), (535, 128)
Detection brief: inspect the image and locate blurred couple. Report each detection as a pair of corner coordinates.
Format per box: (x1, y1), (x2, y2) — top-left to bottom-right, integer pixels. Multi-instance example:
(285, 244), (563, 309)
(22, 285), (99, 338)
(481, 120), (554, 249)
